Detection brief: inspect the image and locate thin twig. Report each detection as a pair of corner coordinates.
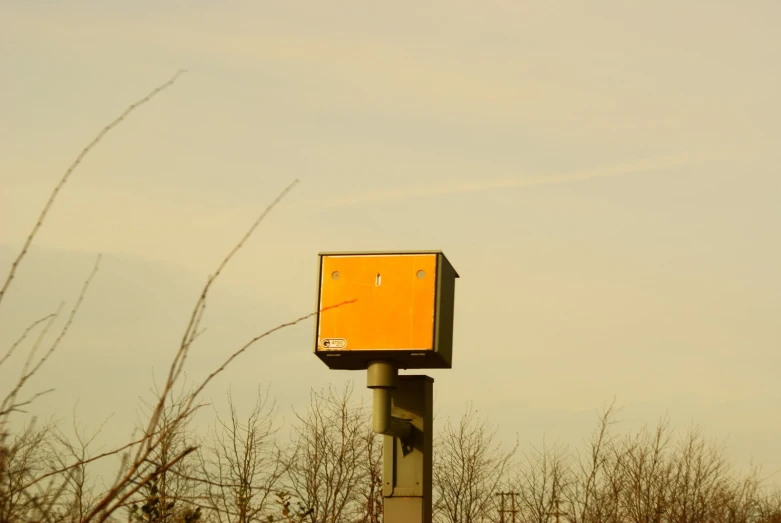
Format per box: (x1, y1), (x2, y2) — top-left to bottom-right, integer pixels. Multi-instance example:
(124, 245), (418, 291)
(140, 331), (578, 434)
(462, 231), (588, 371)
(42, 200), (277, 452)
(0, 255), (101, 424)
(173, 179), (300, 385)
(186, 299), (355, 411)
(0, 69), (186, 313)
(0, 389), (54, 416)
(19, 306), (62, 385)
(0, 313), (56, 368)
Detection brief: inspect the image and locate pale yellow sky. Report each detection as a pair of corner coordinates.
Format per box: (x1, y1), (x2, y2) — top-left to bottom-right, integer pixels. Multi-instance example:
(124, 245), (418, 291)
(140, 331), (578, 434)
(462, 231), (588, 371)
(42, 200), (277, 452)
(1, 0), (780, 481)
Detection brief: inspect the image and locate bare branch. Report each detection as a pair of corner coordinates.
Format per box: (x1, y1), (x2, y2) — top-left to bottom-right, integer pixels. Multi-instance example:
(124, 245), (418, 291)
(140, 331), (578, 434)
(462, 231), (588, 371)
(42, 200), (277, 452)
(0, 313), (56, 369)
(0, 255), (101, 426)
(0, 70), (186, 312)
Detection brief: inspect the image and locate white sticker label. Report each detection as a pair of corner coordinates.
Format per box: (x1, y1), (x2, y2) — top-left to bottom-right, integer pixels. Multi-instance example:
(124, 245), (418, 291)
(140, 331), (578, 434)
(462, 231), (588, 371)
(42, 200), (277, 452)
(320, 338), (347, 350)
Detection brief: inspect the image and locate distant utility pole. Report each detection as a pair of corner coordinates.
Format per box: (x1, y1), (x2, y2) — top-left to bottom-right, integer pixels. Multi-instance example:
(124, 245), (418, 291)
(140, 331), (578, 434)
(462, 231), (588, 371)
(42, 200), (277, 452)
(546, 495), (565, 523)
(496, 492), (519, 523)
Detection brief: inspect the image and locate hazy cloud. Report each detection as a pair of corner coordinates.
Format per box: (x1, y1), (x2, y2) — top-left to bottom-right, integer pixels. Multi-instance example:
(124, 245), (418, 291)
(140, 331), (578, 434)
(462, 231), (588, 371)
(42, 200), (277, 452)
(320, 153), (695, 207)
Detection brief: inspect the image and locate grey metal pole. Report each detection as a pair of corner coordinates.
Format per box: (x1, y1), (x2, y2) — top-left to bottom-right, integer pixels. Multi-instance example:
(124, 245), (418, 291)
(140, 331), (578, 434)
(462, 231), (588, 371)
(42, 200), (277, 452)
(366, 361), (412, 441)
(379, 375), (433, 523)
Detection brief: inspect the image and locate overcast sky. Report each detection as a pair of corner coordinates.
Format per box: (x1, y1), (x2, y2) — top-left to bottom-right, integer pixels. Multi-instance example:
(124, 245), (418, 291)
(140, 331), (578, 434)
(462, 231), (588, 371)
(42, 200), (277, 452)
(1, 0), (779, 483)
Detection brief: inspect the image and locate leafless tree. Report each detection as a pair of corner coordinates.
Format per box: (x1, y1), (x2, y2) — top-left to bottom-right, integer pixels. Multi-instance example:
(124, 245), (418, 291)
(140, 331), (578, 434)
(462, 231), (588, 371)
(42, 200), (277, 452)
(47, 411), (114, 522)
(434, 403), (517, 523)
(757, 487), (781, 523)
(664, 426), (731, 523)
(611, 417), (675, 523)
(524, 406), (781, 523)
(124, 385), (202, 522)
(556, 400), (620, 523)
(196, 387), (285, 522)
(357, 429), (383, 523)
(283, 384), (370, 523)
(0, 419), (61, 521)
(513, 440), (571, 523)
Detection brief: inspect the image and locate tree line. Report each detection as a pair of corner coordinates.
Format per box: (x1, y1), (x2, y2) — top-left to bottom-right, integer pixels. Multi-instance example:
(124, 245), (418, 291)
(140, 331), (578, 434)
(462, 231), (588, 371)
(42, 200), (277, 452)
(2, 383), (781, 522)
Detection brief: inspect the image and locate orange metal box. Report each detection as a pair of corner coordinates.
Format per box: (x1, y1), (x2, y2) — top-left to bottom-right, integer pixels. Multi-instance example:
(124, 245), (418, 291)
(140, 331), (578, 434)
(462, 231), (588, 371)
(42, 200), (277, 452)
(314, 251), (458, 370)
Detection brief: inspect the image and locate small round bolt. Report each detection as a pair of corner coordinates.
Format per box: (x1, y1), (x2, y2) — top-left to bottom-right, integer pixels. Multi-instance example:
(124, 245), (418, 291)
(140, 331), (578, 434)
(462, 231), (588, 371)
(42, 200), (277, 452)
(331, 271), (340, 280)
(416, 270), (426, 279)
